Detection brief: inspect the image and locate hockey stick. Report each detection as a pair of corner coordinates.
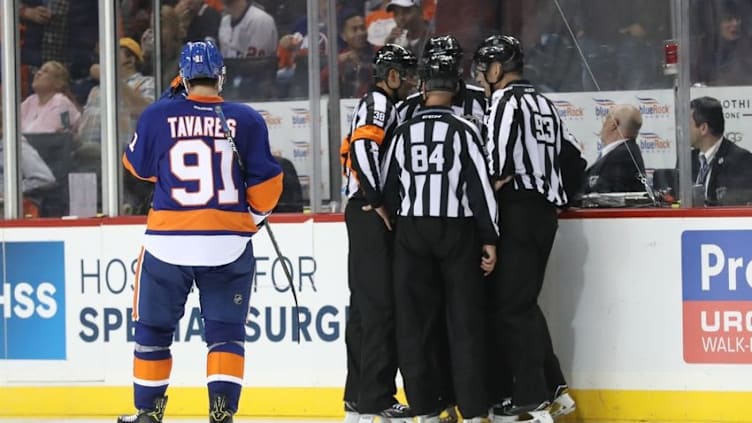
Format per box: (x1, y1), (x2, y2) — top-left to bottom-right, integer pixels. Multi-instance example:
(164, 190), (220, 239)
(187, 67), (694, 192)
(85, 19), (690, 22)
(214, 105), (302, 343)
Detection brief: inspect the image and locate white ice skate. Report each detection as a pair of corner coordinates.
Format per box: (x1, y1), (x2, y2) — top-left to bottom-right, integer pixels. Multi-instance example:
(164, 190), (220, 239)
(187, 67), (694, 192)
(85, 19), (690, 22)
(548, 386), (575, 419)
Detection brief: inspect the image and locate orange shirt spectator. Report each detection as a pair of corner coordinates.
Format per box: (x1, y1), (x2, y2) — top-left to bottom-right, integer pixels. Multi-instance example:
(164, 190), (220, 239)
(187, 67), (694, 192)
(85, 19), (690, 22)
(365, 0), (435, 47)
(365, 7), (393, 47)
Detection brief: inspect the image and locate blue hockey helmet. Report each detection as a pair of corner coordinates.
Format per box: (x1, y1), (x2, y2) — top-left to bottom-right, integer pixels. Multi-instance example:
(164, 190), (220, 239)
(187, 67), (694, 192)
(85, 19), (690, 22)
(179, 41), (225, 88)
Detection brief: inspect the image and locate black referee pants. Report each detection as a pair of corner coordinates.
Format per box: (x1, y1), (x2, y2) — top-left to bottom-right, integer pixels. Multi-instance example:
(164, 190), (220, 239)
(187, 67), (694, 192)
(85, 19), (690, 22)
(489, 324), (568, 402)
(393, 217), (488, 418)
(488, 188), (558, 407)
(343, 198), (398, 413)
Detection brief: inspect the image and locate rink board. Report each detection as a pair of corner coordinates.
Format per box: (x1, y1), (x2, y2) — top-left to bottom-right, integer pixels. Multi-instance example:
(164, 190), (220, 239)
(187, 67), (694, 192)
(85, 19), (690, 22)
(1, 211), (752, 421)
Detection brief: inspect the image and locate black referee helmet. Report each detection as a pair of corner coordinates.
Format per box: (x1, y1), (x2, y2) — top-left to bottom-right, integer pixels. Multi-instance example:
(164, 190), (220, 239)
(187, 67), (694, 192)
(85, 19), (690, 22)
(472, 34), (524, 75)
(423, 34), (463, 63)
(419, 35), (463, 92)
(373, 43), (418, 82)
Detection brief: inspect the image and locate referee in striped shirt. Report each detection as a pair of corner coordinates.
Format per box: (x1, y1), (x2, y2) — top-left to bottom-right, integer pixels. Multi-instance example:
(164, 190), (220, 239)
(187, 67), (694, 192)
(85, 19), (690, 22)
(396, 34), (487, 423)
(382, 46), (498, 422)
(472, 35), (584, 421)
(340, 44), (418, 421)
(397, 35), (487, 126)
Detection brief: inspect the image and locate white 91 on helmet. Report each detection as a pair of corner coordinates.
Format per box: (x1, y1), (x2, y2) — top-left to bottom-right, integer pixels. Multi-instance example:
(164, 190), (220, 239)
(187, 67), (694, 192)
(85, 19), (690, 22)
(179, 41), (227, 93)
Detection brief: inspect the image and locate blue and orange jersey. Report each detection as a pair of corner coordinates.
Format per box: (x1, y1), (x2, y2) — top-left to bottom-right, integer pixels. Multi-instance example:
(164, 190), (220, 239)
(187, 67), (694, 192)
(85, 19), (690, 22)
(123, 94), (282, 264)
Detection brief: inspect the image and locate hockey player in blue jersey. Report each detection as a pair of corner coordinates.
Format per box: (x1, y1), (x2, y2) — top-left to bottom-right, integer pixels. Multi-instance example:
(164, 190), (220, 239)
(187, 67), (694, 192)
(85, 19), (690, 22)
(118, 41), (283, 423)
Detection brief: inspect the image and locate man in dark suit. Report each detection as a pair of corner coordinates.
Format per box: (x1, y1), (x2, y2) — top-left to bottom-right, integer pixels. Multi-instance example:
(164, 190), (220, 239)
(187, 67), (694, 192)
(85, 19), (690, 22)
(583, 104), (647, 193)
(690, 96), (752, 206)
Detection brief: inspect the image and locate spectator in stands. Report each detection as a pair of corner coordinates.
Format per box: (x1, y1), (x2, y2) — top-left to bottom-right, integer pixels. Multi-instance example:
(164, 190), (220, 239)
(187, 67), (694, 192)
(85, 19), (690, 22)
(71, 42), (100, 107)
(365, 0), (395, 48)
(77, 38), (156, 146)
(597, 1), (670, 90)
(366, 0), (435, 48)
(175, 0), (222, 44)
(18, 1), (98, 96)
(383, 0), (431, 58)
(332, 8), (373, 98)
(141, 5), (187, 90)
(582, 104), (647, 194)
(219, 0), (278, 58)
(0, 101), (56, 218)
(612, 18), (668, 90)
(690, 96), (752, 206)
(693, 0), (752, 86)
(121, 0), (152, 41)
(523, 30), (587, 93)
(76, 37), (157, 216)
(277, 2), (329, 80)
(119, 38), (156, 116)
(279, 0), (330, 52)
(276, 0), (330, 97)
(39, 1), (74, 72)
(66, 0), (99, 80)
(21, 61), (80, 134)
(19, 1), (51, 68)
(19, 1), (52, 96)
(118, 38), (156, 119)
(22, 0), (98, 75)
(259, 0), (300, 36)
(19, 0), (99, 98)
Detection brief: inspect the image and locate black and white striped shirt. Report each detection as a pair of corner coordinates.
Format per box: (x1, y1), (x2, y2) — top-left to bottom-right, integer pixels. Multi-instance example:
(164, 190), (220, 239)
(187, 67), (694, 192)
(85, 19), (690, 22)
(397, 80), (487, 128)
(341, 87), (400, 207)
(486, 79), (583, 206)
(382, 107), (498, 244)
